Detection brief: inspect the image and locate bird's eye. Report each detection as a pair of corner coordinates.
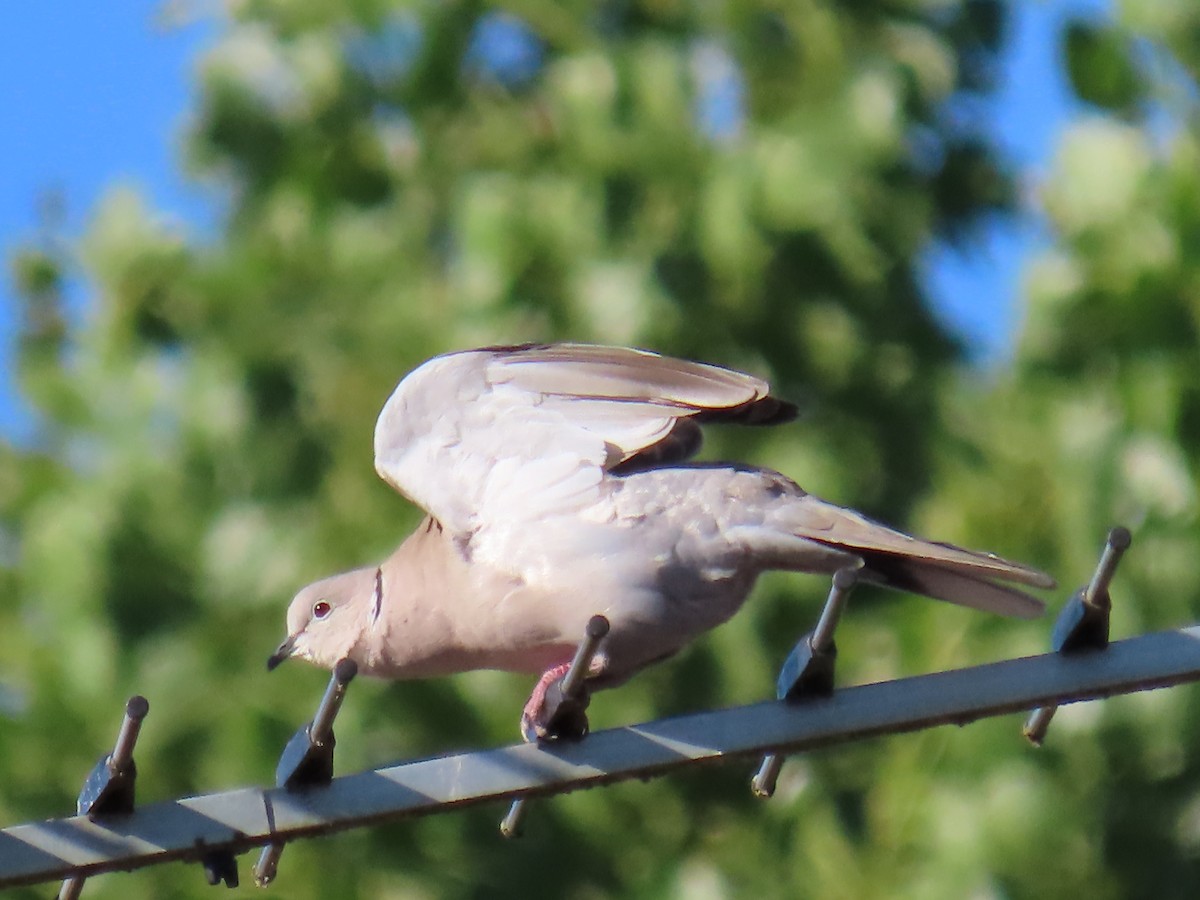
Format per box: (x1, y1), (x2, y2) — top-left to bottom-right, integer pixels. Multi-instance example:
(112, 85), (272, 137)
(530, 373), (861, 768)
(312, 600), (332, 620)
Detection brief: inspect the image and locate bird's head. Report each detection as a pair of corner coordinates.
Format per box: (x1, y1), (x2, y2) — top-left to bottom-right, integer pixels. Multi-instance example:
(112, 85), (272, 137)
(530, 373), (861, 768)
(268, 567), (381, 671)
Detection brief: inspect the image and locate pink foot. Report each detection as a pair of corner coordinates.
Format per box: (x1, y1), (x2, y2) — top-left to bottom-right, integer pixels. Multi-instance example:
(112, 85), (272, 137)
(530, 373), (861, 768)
(520, 662), (573, 742)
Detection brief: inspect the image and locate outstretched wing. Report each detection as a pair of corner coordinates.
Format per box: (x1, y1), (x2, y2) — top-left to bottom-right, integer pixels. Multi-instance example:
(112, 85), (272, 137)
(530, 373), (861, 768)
(373, 344), (795, 535)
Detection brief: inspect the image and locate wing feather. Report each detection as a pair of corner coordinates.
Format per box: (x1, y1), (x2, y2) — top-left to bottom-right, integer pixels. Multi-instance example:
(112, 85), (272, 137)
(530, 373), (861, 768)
(374, 344), (794, 534)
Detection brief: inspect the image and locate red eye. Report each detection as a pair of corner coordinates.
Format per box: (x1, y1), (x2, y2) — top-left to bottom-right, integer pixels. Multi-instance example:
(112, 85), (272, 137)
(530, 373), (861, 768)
(313, 601), (332, 619)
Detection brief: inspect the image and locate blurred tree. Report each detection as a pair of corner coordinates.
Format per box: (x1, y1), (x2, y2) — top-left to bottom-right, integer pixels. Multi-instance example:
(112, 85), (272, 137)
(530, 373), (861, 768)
(918, 4), (1200, 898)
(3, 1), (1197, 898)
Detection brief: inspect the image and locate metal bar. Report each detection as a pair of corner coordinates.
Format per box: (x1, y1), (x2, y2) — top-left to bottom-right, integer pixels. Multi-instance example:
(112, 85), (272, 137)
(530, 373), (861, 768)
(752, 565), (860, 799)
(1085, 525), (1131, 609)
(109, 696), (150, 776)
(501, 614), (611, 837)
(1024, 527), (1132, 743)
(5, 625), (1200, 889)
(253, 659), (358, 886)
(309, 659), (357, 747)
(809, 565), (859, 653)
(558, 615), (610, 700)
(749, 753), (785, 799)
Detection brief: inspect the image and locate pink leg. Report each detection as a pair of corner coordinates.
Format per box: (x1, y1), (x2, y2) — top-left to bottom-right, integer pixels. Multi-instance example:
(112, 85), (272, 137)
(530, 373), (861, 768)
(520, 663), (572, 742)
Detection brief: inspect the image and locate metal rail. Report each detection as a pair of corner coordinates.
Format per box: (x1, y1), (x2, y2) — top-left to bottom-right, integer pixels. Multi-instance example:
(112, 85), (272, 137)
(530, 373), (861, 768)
(4, 624), (1200, 890)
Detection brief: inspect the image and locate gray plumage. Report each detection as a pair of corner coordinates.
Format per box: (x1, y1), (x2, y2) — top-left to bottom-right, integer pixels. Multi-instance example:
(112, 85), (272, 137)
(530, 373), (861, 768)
(269, 344), (1053, 733)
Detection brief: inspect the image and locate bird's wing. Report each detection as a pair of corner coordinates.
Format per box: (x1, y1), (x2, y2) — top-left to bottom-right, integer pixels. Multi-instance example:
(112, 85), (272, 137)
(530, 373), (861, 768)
(374, 343), (795, 535)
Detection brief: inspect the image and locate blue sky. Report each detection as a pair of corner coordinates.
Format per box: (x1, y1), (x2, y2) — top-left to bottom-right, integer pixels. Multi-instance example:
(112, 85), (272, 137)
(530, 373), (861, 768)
(0, 2), (1106, 441)
(926, 0), (1107, 362)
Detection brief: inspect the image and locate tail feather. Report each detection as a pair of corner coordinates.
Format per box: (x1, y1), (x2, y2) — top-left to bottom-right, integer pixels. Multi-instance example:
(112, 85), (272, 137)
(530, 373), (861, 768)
(781, 495), (1055, 584)
(858, 553), (1045, 619)
(770, 493), (1054, 618)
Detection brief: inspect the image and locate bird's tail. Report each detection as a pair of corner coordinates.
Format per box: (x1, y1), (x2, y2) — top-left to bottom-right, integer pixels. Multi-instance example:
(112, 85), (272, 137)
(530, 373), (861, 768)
(766, 493), (1055, 619)
(851, 550), (1048, 618)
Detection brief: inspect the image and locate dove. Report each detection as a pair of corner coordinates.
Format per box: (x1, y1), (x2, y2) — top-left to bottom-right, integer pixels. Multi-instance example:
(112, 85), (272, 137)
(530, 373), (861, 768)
(268, 343), (1053, 740)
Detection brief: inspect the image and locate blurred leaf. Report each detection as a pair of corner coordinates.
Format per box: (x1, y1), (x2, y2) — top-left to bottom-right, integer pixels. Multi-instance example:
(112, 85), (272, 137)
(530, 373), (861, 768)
(1064, 19), (1145, 113)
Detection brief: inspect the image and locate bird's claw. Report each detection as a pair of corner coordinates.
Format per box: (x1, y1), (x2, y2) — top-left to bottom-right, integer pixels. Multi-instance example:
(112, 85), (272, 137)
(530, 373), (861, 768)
(521, 675), (592, 743)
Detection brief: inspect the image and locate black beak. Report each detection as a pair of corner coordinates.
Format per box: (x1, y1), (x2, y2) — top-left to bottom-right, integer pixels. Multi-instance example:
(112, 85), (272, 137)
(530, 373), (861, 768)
(267, 634), (297, 671)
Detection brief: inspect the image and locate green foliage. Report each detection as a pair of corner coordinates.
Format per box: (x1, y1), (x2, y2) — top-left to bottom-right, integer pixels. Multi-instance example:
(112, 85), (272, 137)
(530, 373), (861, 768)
(1063, 20), (1144, 114)
(3, 1), (1199, 897)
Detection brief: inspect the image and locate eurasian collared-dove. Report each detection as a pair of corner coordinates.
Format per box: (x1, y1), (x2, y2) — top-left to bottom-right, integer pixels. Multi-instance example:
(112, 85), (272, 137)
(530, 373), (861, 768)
(268, 343), (1053, 739)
